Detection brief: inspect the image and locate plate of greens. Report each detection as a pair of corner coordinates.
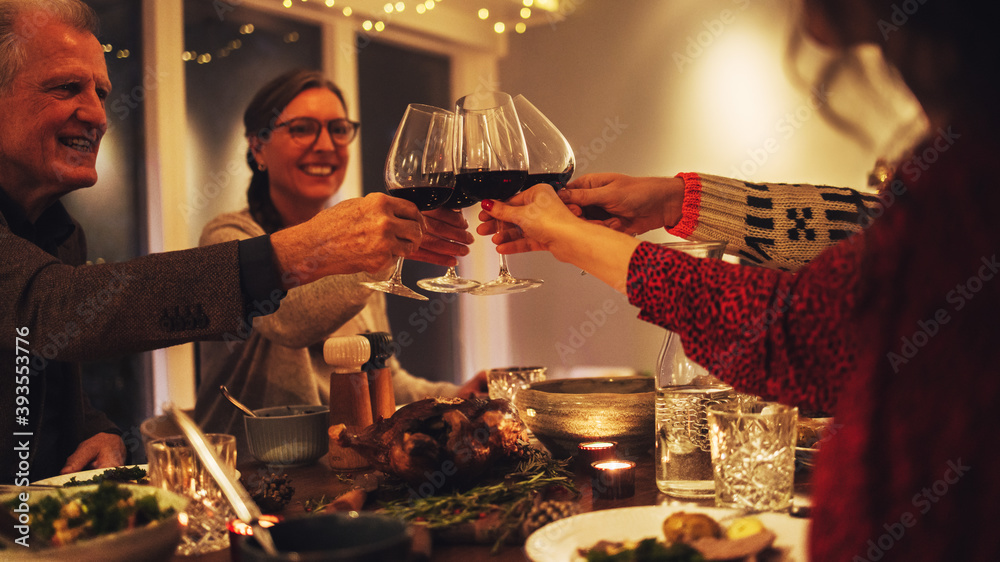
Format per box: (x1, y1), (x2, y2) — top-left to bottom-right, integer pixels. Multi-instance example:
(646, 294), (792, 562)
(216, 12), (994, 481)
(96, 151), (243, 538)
(33, 465), (149, 487)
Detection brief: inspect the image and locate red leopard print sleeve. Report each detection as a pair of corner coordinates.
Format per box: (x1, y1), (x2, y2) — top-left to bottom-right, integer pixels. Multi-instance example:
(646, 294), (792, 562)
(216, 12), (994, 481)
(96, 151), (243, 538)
(625, 237), (864, 413)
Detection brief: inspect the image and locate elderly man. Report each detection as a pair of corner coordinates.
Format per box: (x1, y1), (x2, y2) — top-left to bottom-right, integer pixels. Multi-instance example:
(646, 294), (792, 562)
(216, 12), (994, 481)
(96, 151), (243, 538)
(0, 0), (469, 483)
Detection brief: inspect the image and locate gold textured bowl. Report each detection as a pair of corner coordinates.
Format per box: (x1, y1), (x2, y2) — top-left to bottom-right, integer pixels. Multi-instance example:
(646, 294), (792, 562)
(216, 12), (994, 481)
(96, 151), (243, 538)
(514, 376), (655, 459)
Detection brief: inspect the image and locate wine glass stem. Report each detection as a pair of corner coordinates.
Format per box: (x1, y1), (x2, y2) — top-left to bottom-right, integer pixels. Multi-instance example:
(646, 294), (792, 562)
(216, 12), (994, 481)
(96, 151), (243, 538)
(389, 256), (405, 284)
(443, 266), (459, 280)
(495, 220), (519, 281)
(497, 254), (516, 281)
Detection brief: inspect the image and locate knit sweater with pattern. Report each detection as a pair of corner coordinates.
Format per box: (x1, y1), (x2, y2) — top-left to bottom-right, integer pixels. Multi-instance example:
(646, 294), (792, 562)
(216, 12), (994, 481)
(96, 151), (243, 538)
(671, 172), (882, 271)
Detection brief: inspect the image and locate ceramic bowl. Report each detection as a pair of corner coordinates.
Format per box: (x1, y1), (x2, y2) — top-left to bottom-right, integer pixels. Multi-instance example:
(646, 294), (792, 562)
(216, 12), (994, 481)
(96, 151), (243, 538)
(514, 376), (655, 459)
(244, 405), (330, 467)
(0, 484), (188, 561)
(238, 512), (413, 561)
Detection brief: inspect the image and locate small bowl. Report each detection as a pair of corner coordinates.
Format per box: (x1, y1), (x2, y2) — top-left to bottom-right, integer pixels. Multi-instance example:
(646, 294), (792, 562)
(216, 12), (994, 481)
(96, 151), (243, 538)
(487, 366), (547, 404)
(244, 405), (330, 467)
(514, 376), (655, 459)
(238, 512), (413, 561)
(0, 484), (188, 561)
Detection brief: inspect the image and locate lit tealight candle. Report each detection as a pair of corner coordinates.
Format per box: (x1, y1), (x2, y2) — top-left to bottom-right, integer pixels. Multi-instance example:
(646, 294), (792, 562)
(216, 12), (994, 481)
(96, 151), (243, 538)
(591, 459), (636, 500)
(228, 514), (281, 552)
(577, 441), (617, 473)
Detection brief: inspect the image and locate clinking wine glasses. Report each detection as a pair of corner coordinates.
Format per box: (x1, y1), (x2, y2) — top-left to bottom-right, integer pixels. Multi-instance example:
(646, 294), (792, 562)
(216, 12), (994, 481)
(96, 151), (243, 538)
(453, 91), (541, 296)
(360, 104), (455, 301)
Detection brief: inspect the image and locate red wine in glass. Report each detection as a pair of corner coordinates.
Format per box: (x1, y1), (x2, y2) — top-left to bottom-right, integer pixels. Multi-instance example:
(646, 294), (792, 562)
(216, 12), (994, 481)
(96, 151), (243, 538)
(361, 103), (455, 301)
(526, 163), (574, 191)
(456, 169), (527, 201)
(442, 187), (479, 210)
(388, 183), (454, 211)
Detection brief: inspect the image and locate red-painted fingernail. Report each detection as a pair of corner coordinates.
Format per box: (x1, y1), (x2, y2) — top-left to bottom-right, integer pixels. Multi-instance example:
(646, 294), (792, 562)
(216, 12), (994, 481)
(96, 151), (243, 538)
(481, 199), (494, 211)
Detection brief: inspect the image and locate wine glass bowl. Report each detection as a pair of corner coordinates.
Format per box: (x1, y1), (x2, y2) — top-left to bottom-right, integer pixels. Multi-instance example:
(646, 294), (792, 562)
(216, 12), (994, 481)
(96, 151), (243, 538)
(360, 104), (455, 301)
(514, 94), (576, 192)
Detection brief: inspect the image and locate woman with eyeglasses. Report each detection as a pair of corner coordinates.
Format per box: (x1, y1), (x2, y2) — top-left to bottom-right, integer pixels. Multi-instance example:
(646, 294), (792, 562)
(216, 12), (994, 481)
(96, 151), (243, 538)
(194, 69), (485, 461)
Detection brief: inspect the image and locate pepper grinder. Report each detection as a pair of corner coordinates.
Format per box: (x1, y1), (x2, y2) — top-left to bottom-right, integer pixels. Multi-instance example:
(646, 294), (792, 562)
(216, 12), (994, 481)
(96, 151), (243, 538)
(360, 332), (396, 421)
(323, 333), (397, 471)
(324, 335), (374, 471)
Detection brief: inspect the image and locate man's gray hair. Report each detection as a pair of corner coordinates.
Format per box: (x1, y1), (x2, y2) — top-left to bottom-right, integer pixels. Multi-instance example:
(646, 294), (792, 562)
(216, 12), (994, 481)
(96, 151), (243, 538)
(0, 0), (99, 93)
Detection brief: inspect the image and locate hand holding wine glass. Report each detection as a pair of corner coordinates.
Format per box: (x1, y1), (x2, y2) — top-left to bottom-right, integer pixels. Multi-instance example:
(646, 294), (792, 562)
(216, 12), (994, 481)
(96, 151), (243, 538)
(360, 104), (455, 301)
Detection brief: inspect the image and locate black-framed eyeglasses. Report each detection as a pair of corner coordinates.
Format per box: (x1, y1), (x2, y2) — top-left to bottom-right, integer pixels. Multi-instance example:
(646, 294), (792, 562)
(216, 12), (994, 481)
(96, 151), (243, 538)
(274, 117), (361, 146)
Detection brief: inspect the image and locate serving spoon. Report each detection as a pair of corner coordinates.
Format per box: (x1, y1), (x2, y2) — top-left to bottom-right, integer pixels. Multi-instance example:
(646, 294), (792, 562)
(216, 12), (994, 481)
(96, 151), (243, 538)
(220, 385), (257, 417)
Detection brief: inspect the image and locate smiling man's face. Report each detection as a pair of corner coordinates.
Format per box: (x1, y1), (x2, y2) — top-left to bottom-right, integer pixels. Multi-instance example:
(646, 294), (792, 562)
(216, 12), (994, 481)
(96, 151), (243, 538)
(0, 13), (109, 218)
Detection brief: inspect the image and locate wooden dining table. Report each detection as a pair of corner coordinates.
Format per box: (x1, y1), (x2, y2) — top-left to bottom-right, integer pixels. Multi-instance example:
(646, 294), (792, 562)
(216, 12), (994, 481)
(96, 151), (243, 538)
(176, 451), (812, 561)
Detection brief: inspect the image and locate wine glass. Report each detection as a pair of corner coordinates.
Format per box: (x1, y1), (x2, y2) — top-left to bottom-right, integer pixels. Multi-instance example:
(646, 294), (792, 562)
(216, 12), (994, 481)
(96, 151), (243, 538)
(416, 183), (481, 293)
(514, 94), (575, 191)
(453, 91), (541, 296)
(360, 104), (455, 301)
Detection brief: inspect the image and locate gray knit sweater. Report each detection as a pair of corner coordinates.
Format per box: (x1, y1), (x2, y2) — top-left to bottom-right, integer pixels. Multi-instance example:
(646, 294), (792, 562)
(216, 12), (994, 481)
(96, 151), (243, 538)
(193, 209), (458, 460)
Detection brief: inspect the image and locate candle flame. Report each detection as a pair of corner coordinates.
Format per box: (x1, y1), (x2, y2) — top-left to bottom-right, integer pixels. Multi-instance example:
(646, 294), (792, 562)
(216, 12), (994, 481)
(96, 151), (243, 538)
(595, 461), (633, 470)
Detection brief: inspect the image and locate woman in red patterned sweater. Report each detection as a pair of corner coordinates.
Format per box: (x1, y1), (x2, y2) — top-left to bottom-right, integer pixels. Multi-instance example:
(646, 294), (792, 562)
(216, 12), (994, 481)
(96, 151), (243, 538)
(480, 0), (999, 559)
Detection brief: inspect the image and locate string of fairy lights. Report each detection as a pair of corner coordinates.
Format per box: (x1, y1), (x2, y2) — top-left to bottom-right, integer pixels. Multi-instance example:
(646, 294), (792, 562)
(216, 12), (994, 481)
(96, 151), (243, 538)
(102, 0), (558, 65)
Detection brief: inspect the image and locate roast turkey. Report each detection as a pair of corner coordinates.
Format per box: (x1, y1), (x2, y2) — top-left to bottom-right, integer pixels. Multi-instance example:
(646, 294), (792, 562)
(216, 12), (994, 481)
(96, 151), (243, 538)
(331, 397), (530, 486)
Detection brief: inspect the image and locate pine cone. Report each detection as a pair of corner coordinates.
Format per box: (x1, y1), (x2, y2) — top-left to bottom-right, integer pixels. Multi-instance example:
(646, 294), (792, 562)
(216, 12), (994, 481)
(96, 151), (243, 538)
(520, 497), (580, 538)
(248, 472), (295, 512)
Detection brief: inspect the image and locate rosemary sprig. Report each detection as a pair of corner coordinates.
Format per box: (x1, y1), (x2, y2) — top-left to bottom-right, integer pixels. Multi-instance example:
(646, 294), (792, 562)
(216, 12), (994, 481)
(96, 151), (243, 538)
(377, 450), (577, 552)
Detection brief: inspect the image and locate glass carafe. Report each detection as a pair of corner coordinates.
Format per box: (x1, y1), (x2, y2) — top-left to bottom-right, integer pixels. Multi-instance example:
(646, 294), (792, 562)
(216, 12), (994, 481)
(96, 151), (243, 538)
(653, 241), (733, 499)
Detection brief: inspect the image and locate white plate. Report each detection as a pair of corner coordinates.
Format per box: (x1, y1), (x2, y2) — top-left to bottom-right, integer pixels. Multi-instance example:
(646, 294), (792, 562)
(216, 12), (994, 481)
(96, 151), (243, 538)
(34, 464), (241, 487)
(33, 464), (149, 487)
(524, 503), (808, 562)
